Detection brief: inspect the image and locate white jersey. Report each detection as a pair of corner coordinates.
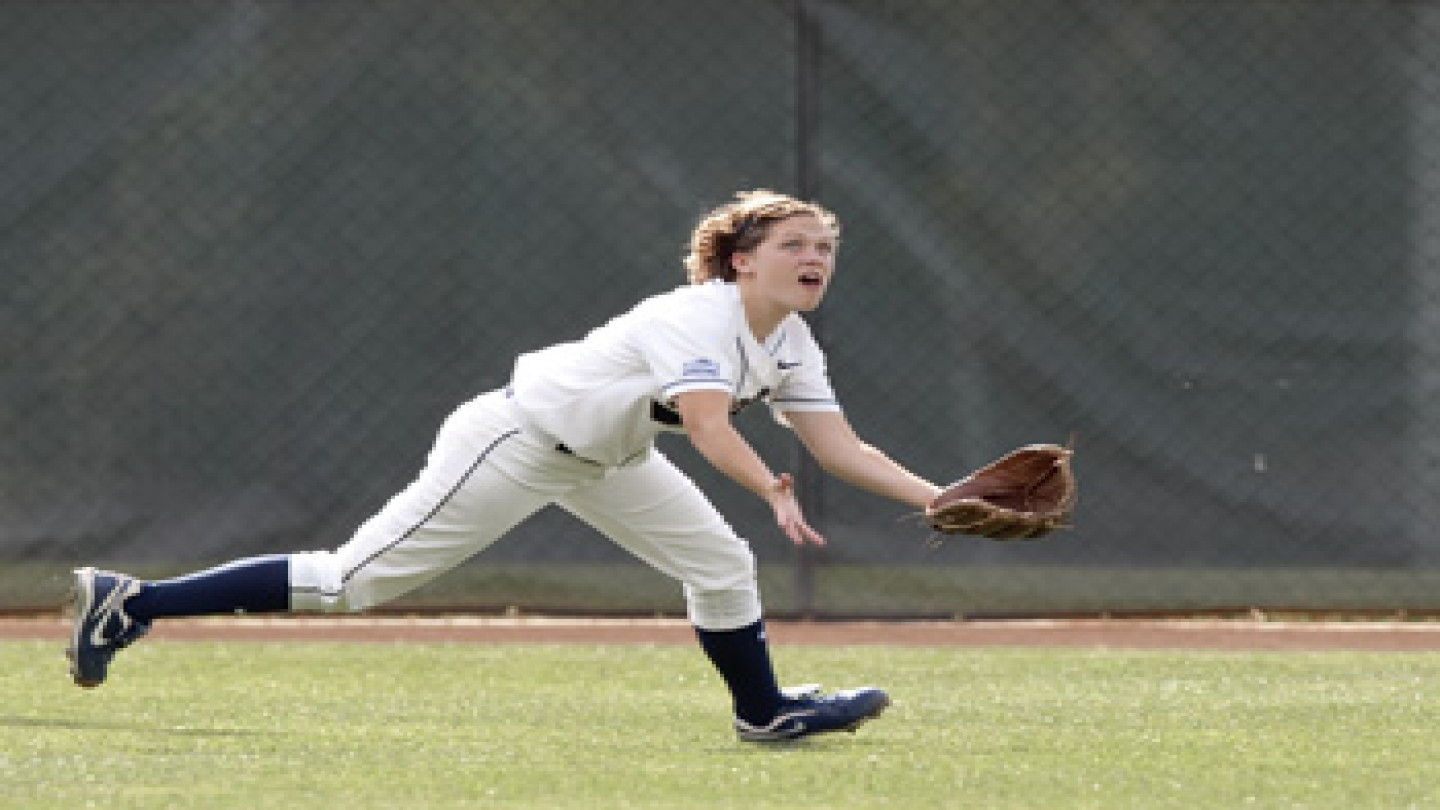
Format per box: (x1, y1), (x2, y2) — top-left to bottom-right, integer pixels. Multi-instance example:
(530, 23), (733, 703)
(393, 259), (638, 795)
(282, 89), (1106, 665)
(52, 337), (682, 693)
(508, 281), (840, 466)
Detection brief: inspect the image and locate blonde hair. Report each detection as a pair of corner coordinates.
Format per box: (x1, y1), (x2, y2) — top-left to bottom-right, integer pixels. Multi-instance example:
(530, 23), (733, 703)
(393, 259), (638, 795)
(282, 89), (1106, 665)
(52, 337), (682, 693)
(683, 189), (840, 284)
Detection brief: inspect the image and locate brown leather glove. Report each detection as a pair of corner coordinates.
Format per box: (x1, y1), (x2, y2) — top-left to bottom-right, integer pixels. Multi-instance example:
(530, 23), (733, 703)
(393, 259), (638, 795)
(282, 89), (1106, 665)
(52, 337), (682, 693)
(927, 443), (1076, 541)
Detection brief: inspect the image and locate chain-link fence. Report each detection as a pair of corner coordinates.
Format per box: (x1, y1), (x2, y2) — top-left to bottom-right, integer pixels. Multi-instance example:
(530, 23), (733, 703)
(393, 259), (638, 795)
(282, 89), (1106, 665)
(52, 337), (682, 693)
(5, 0), (1439, 616)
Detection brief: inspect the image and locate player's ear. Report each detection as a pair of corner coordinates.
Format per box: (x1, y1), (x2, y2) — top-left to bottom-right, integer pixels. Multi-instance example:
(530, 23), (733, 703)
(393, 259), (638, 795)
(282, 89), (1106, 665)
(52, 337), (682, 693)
(730, 249), (753, 278)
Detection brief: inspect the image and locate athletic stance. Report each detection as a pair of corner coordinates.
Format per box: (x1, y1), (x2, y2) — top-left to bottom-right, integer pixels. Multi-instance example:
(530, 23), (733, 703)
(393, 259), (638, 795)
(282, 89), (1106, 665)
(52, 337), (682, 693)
(67, 190), (943, 742)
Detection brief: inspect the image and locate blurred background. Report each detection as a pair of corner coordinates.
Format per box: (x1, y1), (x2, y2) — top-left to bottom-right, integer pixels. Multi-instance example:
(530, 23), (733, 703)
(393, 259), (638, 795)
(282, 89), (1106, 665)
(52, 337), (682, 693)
(4, 0), (1439, 617)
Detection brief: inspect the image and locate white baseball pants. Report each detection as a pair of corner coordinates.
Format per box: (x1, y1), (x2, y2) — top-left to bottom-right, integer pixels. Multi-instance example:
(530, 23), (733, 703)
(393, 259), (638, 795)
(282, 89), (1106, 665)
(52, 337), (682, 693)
(288, 390), (762, 630)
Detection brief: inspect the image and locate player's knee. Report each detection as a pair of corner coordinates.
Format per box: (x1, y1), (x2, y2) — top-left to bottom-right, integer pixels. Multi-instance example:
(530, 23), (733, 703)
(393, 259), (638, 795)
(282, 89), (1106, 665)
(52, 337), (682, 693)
(680, 540), (760, 628)
(685, 582), (762, 631)
(288, 551), (362, 613)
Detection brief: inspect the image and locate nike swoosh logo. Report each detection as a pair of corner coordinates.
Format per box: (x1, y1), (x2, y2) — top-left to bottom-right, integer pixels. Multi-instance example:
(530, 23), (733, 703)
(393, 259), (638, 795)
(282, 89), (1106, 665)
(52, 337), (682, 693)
(88, 584), (134, 648)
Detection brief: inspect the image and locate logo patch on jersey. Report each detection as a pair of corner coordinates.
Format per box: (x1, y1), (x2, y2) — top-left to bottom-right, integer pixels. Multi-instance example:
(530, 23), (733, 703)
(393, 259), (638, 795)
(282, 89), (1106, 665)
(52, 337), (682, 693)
(682, 358), (722, 378)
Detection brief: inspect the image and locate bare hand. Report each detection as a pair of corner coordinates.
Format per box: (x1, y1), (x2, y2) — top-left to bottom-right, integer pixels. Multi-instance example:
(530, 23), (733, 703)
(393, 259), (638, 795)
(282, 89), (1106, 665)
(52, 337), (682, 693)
(767, 473), (826, 547)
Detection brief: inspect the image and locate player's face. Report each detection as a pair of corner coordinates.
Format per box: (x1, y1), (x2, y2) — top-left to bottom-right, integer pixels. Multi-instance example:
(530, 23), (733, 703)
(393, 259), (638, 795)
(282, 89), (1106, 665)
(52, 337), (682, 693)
(732, 214), (838, 314)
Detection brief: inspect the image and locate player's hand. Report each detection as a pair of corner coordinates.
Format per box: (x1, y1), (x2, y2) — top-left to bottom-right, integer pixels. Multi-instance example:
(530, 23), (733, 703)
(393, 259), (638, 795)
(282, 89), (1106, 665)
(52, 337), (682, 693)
(766, 473), (826, 547)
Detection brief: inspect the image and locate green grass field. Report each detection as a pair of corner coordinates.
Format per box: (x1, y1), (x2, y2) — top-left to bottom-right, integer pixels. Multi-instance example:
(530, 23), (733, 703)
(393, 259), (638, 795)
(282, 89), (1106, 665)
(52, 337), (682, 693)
(3, 640), (1439, 808)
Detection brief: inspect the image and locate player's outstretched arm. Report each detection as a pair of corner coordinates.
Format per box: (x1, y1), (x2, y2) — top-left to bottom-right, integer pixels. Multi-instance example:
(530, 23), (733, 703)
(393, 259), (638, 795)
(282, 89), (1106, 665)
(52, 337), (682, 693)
(673, 390), (826, 546)
(784, 410), (941, 511)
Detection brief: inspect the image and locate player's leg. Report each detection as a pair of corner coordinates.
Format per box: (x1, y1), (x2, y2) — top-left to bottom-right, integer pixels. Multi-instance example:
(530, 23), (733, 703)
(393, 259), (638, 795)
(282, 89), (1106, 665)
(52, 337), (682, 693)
(67, 392), (553, 686)
(556, 452), (889, 741)
(557, 466), (783, 729)
(302, 394), (612, 611)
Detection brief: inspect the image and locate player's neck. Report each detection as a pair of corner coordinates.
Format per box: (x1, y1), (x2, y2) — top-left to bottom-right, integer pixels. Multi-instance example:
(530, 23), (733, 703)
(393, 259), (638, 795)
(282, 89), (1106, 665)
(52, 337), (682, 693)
(738, 293), (789, 345)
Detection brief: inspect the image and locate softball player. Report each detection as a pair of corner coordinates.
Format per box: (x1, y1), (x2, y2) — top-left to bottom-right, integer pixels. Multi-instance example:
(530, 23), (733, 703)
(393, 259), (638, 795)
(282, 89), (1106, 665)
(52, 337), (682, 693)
(67, 189), (943, 742)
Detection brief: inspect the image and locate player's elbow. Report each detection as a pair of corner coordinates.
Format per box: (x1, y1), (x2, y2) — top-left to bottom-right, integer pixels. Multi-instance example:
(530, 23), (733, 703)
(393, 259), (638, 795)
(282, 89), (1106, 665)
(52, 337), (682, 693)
(685, 416), (739, 453)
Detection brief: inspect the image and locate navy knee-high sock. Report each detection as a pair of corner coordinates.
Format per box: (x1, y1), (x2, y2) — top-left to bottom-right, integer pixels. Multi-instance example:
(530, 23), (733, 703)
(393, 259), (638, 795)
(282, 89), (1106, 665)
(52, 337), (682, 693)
(124, 555), (291, 622)
(695, 620), (784, 726)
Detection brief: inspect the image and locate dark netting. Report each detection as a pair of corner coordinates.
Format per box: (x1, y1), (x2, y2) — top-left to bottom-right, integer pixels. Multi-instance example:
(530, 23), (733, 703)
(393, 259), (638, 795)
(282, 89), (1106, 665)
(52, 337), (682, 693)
(4, 1), (1438, 616)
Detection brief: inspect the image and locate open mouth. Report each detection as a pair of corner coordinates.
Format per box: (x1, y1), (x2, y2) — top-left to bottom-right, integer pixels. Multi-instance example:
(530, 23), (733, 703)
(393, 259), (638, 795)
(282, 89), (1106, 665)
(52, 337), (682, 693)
(799, 272), (825, 288)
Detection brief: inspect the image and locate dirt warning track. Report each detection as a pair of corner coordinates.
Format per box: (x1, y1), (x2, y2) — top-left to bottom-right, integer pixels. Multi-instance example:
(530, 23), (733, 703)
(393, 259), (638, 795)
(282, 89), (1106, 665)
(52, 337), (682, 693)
(7, 614), (1440, 651)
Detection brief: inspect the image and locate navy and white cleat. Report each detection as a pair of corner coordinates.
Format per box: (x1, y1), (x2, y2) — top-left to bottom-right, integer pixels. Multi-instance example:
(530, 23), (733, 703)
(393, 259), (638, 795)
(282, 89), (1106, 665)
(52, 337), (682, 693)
(66, 567), (150, 688)
(735, 684), (891, 742)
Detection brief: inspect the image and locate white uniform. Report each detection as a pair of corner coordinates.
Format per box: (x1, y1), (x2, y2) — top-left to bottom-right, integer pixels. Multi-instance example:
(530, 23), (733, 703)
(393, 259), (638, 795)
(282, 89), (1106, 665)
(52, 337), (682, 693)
(290, 282), (841, 630)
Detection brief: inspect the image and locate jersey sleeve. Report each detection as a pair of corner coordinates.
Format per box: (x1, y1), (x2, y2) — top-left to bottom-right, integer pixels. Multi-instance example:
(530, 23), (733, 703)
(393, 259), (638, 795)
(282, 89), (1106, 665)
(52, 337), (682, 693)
(770, 319), (841, 416)
(636, 290), (738, 403)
